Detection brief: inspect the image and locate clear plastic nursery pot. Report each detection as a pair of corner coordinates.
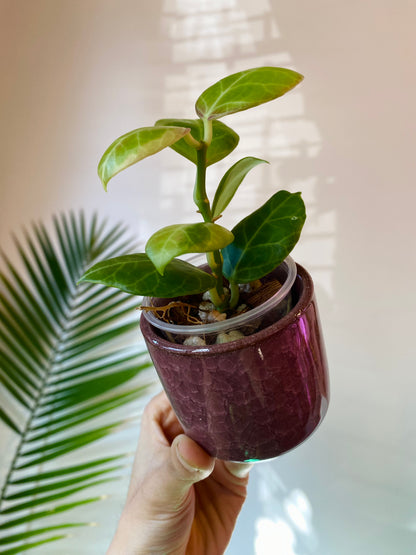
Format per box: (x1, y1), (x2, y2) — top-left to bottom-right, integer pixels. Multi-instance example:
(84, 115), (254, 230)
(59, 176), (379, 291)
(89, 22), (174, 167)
(140, 256), (329, 462)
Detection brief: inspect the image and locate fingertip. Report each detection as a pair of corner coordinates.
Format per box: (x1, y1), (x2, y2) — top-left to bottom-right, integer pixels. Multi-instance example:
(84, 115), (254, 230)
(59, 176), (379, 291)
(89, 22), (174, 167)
(223, 460), (254, 479)
(173, 434), (215, 477)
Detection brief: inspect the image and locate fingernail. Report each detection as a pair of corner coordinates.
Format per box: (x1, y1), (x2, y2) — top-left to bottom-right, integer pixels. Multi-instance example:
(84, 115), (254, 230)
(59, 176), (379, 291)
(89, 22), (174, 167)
(176, 440), (208, 475)
(224, 461), (254, 478)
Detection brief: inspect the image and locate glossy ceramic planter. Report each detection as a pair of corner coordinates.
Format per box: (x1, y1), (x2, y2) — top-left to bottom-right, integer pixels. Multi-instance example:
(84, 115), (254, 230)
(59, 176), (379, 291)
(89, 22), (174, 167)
(140, 262), (329, 462)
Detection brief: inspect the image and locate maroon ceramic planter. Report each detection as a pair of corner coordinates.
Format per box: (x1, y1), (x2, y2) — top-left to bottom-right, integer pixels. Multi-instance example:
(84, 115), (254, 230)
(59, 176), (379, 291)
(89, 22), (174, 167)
(140, 261), (329, 462)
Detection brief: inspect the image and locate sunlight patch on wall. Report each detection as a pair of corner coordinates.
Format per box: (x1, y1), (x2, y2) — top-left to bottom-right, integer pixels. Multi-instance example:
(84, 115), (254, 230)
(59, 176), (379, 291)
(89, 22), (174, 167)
(255, 463), (319, 554)
(255, 517), (297, 555)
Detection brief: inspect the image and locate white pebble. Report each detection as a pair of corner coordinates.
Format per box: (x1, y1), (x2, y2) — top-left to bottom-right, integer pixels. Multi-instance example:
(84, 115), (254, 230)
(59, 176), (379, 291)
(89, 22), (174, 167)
(210, 310), (227, 322)
(202, 290), (212, 301)
(183, 335), (206, 346)
(215, 330), (245, 344)
(198, 301), (215, 322)
(239, 283), (252, 293)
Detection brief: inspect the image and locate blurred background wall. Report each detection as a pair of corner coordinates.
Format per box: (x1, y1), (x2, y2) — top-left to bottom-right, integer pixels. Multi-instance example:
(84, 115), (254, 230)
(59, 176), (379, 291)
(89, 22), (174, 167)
(1, 1), (415, 553)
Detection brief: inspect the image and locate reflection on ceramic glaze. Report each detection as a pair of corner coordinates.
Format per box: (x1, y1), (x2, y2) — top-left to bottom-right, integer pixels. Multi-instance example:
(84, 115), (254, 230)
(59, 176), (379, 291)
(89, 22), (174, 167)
(297, 315), (313, 408)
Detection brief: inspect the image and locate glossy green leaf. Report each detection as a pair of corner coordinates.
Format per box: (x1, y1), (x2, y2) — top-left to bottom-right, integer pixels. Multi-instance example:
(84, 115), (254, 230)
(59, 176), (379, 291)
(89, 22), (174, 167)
(146, 223), (234, 274)
(195, 66), (303, 120)
(98, 126), (190, 189)
(222, 190), (306, 282)
(212, 157), (268, 219)
(79, 253), (216, 297)
(155, 118), (239, 165)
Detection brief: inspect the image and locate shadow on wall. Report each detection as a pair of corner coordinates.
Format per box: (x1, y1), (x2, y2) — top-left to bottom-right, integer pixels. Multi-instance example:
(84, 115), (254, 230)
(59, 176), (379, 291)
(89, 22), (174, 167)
(156, 1), (335, 553)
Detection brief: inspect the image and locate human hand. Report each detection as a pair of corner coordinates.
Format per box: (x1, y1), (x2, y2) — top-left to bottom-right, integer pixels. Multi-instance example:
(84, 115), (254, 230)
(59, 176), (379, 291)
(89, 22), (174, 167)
(107, 391), (252, 554)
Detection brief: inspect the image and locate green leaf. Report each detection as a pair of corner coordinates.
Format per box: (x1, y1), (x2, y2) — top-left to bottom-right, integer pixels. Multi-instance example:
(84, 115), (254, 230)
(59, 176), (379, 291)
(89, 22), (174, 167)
(0, 260), (56, 346)
(0, 212), (153, 549)
(98, 125), (191, 189)
(10, 456), (128, 484)
(30, 388), (147, 439)
(17, 424), (126, 468)
(0, 498), (101, 530)
(146, 223), (234, 274)
(51, 350), (141, 381)
(79, 253), (216, 297)
(0, 368), (32, 409)
(155, 118), (239, 165)
(212, 157), (268, 219)
(0, 480), (115, 513)
(0, 524), (87, 546)
(40, 367), (144, 409)
(4, 469), (121, 500)
(222, 190), (306, 282)
(20, 423), (127, 458)
(0, 407), (21, 434)
(0, 535), (67, 554)
(195, 66), (303, 120)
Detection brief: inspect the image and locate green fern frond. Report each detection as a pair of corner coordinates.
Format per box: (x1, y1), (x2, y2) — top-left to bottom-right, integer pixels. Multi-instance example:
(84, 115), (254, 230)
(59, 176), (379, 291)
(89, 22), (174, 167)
(0, 212), (154, 553)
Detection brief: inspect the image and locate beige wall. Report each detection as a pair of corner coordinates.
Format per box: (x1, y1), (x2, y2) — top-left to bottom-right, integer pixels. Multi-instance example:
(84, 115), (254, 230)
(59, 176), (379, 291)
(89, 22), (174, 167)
(1, 1), (415, 553)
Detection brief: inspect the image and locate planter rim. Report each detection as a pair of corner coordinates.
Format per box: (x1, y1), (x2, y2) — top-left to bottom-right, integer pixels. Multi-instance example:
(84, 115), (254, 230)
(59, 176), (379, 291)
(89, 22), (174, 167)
(140, 261), (314, 356)
(141, 255), (297, 336)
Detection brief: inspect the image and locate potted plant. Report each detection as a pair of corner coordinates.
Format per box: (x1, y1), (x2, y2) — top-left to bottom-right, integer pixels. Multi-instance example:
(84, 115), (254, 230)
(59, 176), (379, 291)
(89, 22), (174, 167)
(80, 67), (329, 462)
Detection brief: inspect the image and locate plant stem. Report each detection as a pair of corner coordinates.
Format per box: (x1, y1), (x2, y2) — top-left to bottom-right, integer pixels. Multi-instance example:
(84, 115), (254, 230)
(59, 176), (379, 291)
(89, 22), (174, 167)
(207, 251), (228, 311)
(183, 132), (202, 150)
(193, 117), (231, 311)
(202, 117), (213, 144)
(229, 279), (240, 309)
(194, 147), (212, 222)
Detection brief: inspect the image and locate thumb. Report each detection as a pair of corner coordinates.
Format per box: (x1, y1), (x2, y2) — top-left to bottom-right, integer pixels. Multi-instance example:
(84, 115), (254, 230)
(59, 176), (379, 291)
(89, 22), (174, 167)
(171, 433), (215, 481)
(152, 434), (214, 509)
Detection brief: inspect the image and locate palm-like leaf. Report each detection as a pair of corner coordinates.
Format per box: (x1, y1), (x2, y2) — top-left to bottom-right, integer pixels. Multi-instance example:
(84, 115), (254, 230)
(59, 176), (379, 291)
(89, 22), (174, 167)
(0, 212), (154, 553)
